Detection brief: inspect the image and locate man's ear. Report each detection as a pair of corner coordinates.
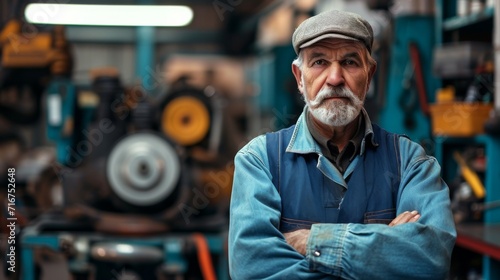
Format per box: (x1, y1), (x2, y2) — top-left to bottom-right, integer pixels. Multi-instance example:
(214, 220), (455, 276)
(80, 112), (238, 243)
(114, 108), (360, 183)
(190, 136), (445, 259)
(291, 63), (304, 94)
(366, 63), (377, 90)
(368, 63), (377, 81)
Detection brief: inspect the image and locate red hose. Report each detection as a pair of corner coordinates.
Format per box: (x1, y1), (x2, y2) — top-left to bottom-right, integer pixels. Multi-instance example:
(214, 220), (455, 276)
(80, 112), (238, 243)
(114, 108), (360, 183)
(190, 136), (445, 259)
(409, 42), (430, 116)
(192, 233), (217, 280)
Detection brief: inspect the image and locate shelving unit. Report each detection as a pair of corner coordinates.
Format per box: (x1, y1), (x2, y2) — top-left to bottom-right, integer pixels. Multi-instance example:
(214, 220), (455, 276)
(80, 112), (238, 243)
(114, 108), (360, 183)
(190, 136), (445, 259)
(442, 6), (494, 30)
(434, 1), (500, 279)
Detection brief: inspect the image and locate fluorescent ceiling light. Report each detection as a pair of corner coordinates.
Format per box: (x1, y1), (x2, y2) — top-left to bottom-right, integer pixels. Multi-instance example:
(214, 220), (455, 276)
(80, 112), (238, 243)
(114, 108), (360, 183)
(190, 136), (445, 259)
(25, 4), (193, 27)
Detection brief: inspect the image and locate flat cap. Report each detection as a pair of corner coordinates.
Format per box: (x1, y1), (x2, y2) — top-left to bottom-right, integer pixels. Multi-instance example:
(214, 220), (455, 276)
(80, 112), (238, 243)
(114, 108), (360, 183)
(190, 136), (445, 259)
(292, 10), (374, 54)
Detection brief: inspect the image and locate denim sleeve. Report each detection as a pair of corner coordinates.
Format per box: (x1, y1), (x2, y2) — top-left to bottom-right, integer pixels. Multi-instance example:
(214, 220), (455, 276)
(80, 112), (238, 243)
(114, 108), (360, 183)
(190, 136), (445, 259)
(228, 135), (330, 280)
(307, 137), (456, 280)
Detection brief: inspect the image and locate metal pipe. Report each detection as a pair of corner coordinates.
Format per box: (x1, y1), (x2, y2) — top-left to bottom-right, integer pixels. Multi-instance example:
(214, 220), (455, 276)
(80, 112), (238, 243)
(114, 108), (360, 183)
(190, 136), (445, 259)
(471, 200), (500, 212)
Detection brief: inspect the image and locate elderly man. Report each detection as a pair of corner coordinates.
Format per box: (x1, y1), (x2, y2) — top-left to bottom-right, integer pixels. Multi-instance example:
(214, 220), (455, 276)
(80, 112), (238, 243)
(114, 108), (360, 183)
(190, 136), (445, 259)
(228, 10), (456, 279)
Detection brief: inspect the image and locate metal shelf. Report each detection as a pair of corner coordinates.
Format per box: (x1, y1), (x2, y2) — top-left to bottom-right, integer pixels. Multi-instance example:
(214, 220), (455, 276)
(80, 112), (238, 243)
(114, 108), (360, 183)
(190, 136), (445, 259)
(443, 6), (494, 31)
(436, 1), (500, 278)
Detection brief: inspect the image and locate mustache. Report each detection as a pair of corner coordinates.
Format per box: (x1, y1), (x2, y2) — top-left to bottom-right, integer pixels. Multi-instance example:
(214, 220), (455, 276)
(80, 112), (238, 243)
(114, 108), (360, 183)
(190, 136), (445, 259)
(308, 87), (358, 107)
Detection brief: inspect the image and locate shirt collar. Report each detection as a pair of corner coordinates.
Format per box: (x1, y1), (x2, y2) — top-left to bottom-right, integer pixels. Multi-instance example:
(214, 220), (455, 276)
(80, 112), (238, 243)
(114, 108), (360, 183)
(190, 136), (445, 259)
(287, 105), (378, 155)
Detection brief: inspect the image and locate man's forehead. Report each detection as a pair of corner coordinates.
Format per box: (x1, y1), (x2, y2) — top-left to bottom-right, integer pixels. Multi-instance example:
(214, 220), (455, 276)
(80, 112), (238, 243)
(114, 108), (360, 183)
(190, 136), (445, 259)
(302, 40), (364, 57)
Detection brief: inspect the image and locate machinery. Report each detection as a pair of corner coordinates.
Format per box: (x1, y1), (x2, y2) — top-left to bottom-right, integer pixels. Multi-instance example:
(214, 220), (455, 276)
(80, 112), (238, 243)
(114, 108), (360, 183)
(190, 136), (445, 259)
(0, 19), (72, 126)
(0, 18), (233, 279)
(17, 63), (231, 279)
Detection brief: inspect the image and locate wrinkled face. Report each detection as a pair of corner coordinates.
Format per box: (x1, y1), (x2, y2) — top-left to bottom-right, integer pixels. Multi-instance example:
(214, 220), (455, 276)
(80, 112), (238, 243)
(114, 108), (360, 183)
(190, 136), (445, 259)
(292, 39), (376, 127)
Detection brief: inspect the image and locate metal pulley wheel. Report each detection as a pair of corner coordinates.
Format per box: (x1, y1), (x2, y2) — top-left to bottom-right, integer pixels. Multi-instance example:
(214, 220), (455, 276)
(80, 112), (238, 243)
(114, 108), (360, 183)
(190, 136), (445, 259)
(106, 132), (181, 208)
(161, 90), (212, 147)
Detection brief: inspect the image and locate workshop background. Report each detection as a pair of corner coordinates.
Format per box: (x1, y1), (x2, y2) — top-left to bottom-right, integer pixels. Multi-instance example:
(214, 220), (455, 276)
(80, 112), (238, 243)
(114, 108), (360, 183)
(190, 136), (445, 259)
(1, 0), (500, 279)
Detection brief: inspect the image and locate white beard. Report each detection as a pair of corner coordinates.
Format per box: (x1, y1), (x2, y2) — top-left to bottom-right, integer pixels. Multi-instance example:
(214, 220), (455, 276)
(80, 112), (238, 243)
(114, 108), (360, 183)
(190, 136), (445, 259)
(302, 76), (364, 127)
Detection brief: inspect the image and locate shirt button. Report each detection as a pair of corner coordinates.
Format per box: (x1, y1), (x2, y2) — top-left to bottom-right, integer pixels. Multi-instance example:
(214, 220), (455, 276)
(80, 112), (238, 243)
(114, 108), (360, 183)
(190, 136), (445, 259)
(313, 250), (321, 257)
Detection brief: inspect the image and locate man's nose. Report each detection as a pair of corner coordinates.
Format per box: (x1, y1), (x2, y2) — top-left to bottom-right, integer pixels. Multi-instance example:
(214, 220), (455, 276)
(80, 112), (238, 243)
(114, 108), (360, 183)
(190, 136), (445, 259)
(326, 63), (344, 87)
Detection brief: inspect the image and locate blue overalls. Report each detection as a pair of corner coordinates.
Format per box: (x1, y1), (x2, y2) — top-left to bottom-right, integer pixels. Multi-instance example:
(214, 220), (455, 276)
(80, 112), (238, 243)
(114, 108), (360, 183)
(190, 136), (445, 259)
(266, 124), (402, 233)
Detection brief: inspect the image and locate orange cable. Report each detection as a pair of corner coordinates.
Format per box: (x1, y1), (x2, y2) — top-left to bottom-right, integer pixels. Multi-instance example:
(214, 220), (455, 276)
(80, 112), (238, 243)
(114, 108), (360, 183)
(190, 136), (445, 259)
(192, 233), (217, 280)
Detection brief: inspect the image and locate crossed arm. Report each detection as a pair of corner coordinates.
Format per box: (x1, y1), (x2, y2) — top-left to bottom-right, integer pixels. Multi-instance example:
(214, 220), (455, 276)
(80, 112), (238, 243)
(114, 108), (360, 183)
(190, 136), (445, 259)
(284, 210), (421, 255)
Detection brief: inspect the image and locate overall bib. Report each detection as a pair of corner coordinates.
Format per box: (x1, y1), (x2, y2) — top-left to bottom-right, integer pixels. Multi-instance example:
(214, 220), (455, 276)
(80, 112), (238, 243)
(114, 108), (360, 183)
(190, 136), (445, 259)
(266, 124), (402, 232)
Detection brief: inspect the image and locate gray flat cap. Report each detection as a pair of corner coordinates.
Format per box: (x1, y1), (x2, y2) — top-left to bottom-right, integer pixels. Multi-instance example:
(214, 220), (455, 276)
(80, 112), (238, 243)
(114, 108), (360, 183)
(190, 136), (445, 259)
(292, 10), (374, 54)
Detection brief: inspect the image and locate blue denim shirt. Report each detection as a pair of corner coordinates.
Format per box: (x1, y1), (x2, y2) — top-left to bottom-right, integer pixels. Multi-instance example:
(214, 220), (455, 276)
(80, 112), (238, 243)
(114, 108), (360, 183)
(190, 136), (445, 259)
(228, 109), (456, 280)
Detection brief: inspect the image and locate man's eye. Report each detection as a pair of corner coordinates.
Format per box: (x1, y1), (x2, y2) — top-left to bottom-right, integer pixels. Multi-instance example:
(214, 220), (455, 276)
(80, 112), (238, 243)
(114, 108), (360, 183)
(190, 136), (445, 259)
(313, 60), (326, 66)
(343, 59), (358, 66)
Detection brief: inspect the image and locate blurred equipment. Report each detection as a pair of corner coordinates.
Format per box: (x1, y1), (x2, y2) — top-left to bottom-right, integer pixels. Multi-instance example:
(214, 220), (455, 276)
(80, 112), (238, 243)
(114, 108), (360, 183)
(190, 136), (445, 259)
(453, 151), (486, 199)
(20, 67), (231, 280)
(160, 81), (213, 147)
(0, 20), (71, 124)
(433, 42), (492, 79)
(450, 148), (486, 224)
(55, 69), (206, 223)
(105, 132), (182, 214)
(430, 41), (494, 138)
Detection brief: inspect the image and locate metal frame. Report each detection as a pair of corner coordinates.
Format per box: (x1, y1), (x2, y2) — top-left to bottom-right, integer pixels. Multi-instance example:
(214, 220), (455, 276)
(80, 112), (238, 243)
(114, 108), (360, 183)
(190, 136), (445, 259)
(20, 216), (229, 280)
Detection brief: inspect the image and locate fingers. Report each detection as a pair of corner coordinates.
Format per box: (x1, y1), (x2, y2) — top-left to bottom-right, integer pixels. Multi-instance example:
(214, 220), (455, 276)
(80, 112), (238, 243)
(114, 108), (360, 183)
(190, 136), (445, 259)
(283, 229), (310, 255)
(389, 210), (421, 227)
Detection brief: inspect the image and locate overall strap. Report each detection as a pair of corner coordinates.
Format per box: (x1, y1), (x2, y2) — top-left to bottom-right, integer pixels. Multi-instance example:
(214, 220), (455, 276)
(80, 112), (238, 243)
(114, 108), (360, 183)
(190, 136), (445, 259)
(266, 131), (281, 193)
(372, 123), (406, 187)
(266, 125), (296, 193)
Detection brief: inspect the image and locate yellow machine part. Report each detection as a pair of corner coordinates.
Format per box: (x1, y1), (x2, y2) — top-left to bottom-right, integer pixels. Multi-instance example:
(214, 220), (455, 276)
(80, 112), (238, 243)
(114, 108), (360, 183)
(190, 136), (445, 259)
(162, 96), (211, 146)
(453, 151), (486, 199)
(0, 20), (21, 43)
(1, 23), (53, 68)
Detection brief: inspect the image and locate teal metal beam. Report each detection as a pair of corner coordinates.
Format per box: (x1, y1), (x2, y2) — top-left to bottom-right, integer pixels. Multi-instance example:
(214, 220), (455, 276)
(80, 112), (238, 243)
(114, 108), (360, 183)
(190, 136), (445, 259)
(136, 0), (155, 88)
(136, 25), (155, 88)
(378, 15), (439, 145)
(484, 137), (500, 224)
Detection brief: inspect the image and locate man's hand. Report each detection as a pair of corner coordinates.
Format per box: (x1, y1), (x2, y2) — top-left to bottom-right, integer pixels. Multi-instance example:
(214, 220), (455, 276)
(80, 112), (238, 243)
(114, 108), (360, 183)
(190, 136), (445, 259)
(283, 229), (310, 255)
(389, 210), (420, 226)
